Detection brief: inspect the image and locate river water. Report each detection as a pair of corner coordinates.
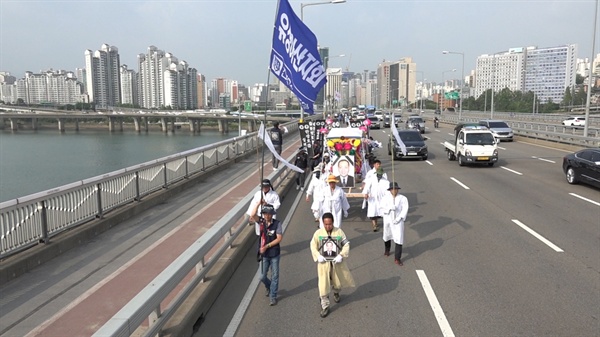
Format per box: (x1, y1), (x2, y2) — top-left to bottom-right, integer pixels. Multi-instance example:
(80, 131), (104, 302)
(0, 129), (235, 202)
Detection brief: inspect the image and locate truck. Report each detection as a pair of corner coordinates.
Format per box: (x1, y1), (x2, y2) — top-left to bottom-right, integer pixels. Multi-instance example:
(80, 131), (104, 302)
(443, 123), (498, 166)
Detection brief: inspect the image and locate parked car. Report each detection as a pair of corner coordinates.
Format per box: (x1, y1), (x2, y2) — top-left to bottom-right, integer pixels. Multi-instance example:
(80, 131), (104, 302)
(562, 149), (600, 188)
(388, 130), (428, 160)
(406, 116), (425, 133)
(562, 116), (586, 127)
(478, 119), (514, 142)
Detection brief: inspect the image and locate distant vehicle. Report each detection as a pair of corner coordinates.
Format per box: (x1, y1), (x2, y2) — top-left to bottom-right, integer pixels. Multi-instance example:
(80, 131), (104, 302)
(367, 116), (382, 129)
(382, 114), (399, 128)
(444, 123), (498, 167)
(562, 116), (586, 127)
(374, 110), (384, 121)
(478, 120), (514, 142)
(562, 149), (600, 188)
(388, 130), (428, 160)
(434, 109), (441, 115)
(406, 116), (425, 134)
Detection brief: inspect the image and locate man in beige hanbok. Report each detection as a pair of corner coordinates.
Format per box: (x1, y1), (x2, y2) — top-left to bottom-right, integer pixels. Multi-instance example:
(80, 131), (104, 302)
(310, 212), (355, 318)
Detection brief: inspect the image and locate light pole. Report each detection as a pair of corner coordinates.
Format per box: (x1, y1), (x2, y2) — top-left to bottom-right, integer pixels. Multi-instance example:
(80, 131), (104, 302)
(410, 70), (425, 111)
(323, 54), (345, 117)
(301, 0), (346, 20)
(441, 69), (456, 112)
(442, 51), (465, 120)
(299, 0), (347, 122)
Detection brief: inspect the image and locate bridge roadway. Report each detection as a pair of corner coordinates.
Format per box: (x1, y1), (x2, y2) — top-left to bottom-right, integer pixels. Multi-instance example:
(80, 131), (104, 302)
(1, 122), (599, 336)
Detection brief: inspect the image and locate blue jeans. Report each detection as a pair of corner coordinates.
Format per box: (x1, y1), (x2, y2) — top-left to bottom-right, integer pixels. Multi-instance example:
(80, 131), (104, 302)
(261, 254), (280, 300)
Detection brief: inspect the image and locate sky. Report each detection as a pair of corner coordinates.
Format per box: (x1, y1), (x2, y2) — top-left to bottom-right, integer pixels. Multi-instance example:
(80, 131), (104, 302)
(1, 0), (599, 86)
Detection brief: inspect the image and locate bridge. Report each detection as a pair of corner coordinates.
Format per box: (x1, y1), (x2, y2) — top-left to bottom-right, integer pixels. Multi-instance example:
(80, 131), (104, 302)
(0, 118), (598, 336)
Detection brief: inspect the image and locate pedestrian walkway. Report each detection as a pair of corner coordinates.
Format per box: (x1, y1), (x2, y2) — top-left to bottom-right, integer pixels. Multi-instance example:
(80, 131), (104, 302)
(0, 138), (303, 337)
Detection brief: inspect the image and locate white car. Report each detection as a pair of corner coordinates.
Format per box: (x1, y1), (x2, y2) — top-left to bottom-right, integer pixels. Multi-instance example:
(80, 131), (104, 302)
(562, 117), (586, 127)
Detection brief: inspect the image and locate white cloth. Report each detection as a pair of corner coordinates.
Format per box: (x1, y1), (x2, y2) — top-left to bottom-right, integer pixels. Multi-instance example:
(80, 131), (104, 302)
(362, 175), (389, 218)
(257, 122), (303, 173)
(380, 192), (409, 244)
(319, 185), (350, 228)
(246, 188), (281, 235)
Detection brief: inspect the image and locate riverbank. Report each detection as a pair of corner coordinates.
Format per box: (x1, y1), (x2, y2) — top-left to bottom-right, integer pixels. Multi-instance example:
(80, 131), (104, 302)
(0, 120), (236, 133)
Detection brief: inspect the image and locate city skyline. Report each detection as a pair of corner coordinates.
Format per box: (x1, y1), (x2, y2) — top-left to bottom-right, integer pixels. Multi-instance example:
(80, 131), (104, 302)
(1, 0), (599, 86)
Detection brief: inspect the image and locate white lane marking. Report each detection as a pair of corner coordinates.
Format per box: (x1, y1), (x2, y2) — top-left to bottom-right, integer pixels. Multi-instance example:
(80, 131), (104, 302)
(531, 156), (556, 163)
(426, 160), (433, 165)
(569, 193), (600, 206)
(416, 270), (455, 337)
(500, 166), (523, 175)
(497, 146), (506, 150)
(450, 177), (470, 189)
(511, 219), (564, 252)
(447, 133), (454, 136)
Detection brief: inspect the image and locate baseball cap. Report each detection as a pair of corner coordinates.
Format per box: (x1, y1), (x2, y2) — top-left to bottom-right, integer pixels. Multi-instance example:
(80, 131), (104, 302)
(261, 204), (276, 215)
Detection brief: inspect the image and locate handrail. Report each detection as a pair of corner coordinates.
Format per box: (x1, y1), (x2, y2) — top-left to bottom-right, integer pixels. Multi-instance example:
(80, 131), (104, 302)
(0, 122), (299, 259)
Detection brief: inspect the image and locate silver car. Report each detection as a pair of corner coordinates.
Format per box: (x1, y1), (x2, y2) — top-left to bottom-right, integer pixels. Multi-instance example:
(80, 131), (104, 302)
(478, 119), (514, 142)
(406, 116), (425, 133)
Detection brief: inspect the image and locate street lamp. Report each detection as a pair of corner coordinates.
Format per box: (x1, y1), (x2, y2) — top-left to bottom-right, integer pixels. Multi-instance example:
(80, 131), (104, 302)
(441, 69), (456, 112)
(301, 0), (347, 20)
(410, 70), (425, 112)
(442, 51), (465, 120)
(299, 0), (347, 122)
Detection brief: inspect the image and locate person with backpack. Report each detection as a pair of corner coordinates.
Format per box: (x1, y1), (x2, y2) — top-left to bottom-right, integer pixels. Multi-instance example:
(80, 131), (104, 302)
(269, 121), (288, 170)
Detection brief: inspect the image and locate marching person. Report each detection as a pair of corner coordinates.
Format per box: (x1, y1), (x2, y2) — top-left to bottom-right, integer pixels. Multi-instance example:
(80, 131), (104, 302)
(306, 164), (325, 223)
(362, 159), (387, 188)
(294, 146), (309, 190)
(247, 179), (281, 223)
(362, 168), (389, 232)
(310, 212), (355, 318)
(250, 203), (283, 306)
(269, 121), (288, 170)
(380, 181), (409, 266)
(320, 175), (350, 229)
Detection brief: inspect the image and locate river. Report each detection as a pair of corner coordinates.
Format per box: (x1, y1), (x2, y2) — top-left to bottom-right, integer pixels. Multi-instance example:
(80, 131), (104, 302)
(0, 129), (235, 202)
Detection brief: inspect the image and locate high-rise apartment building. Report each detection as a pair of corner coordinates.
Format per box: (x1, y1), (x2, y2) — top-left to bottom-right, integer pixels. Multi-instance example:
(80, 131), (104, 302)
(475, 44), (577, 104)
(325, 68), (343, 111)
(137, 46), (198, 109)
(377, 58), (417, 108)
(197, 74), (207, 108)
(84, 44), (121, 109)
(120, 65), (138, 106)
(15, 70), (84, 105)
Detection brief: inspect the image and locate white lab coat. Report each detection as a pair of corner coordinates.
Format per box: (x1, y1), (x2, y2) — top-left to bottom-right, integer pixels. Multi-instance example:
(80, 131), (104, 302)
(306, 173), (327, 214)
(362, 175), (389, 218)
(319, 185), (350, 228)
(380, 192), (409, 244)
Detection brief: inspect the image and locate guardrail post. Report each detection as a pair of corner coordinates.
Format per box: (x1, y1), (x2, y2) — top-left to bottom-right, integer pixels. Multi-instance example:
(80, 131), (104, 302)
(163, 163), (168, 188)
(185, 156), (189, 179)
(148, 305), (161, 337)
(39, 201), (49, 244)
(96, 183), (103, 218)
(201, 151), (206, 171)
(135, 171), (141, 201)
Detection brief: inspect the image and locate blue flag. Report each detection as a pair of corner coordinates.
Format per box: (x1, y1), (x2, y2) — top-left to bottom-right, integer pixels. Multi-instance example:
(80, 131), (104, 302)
(270, 0), (327, 115)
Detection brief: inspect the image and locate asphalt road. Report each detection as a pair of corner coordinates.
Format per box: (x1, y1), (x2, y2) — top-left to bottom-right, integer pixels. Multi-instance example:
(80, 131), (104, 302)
(195, 122), (600, 337)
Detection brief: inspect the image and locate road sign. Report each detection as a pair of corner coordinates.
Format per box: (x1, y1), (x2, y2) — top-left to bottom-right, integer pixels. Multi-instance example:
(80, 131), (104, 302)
(244, 101), (252, 112)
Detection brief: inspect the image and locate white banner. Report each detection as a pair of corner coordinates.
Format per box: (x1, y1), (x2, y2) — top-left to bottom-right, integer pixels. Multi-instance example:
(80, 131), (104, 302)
(258, 122), (305, 173)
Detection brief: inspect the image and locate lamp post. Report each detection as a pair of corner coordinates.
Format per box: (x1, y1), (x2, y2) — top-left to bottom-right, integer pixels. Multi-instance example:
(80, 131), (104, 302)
(442, 51), (465, 120)
(299, 0), (347, 122)
(441, 69), (456, 112)
(410, 70), (425, 111)
(323, 54), (345, 117)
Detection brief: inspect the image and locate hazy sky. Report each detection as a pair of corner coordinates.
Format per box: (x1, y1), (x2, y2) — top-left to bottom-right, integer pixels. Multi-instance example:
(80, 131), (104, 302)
(1, 0), (598, 86)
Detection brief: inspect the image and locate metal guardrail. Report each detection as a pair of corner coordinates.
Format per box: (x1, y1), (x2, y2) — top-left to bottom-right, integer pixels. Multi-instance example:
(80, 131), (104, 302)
(439, 115), (599, 147)
(0, 122), (298, 259)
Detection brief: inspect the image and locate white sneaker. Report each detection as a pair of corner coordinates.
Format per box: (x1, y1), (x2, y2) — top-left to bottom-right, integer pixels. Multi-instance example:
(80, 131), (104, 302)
(296, 185), (300, 190)
(300, 186), (305, 191)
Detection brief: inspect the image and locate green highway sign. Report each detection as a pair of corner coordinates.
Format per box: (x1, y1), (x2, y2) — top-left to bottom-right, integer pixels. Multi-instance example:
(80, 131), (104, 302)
(244, 101), (252, 112)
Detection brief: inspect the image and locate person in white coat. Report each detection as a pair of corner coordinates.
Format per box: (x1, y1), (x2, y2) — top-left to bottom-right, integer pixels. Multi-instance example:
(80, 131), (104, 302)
(380, 181), (409, 266)
(362, 167), (389, 232)
(305, 164), (325, 223)
(319, 175), (350, 229)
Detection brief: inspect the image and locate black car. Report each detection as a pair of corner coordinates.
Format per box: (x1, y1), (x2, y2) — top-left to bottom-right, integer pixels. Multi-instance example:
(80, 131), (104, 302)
(382, 114), (400, 128)
(562, 149), (600, 188)
(388, 130), (428, 160)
